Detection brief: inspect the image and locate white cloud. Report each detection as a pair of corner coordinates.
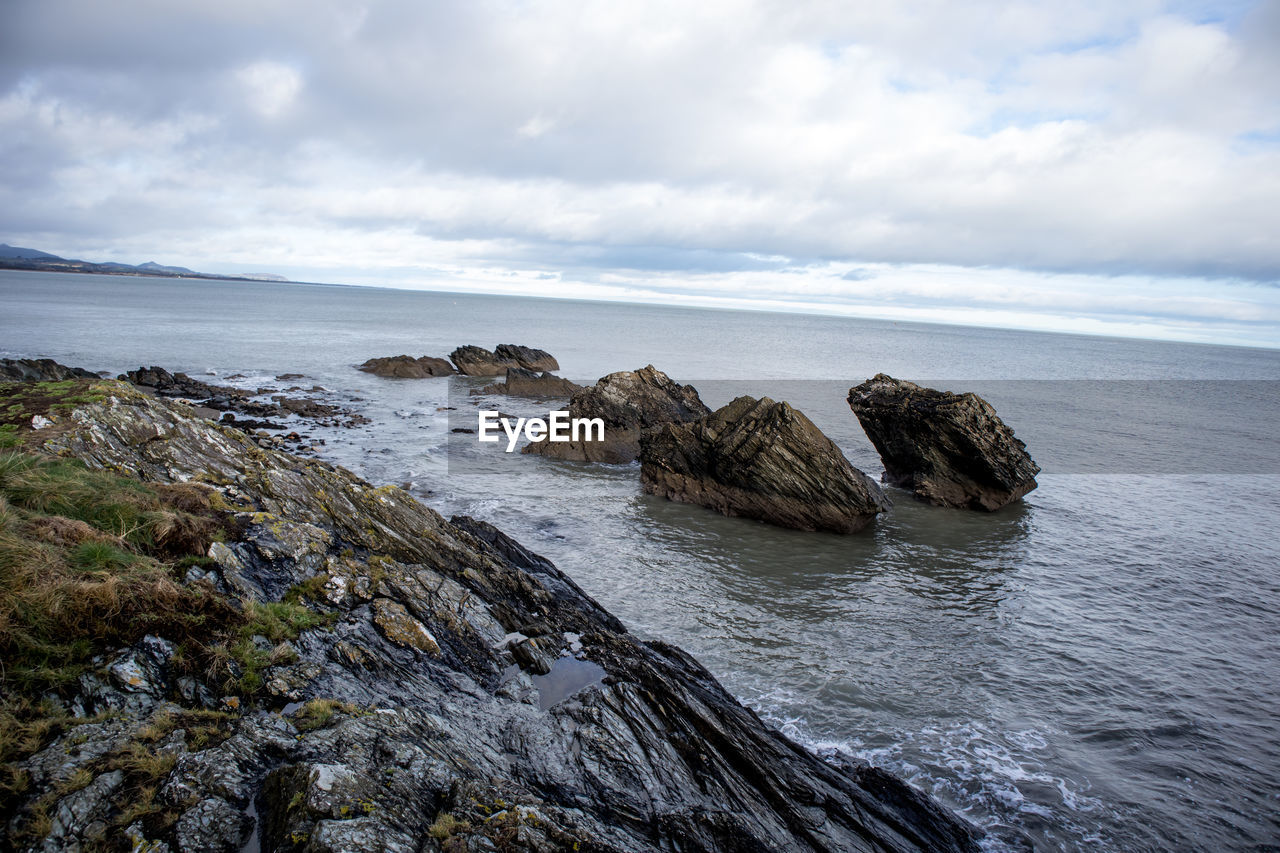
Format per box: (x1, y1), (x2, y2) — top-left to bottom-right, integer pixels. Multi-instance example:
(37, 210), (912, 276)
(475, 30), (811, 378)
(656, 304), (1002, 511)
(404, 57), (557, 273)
(236, 60), (301, 118)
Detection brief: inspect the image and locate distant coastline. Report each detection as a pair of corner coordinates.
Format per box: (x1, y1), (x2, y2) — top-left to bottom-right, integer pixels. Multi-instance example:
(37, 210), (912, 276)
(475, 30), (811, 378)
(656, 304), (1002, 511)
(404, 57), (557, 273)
(0, 243), (287, 283)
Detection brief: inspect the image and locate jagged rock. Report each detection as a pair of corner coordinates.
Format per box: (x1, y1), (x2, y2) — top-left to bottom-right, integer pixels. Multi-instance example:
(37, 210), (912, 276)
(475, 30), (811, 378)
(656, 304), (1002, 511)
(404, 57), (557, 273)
(473, 367), (583, 398)
(524, 364), (710, 463)
(449, 344), (559, 376)
(173, 797), (254, 853)
(494, 343), (559, 372)
(11, 382), (978, 852)
(848, 374), (1039, 511)
(119, 365), (223, 398)
(0, 357), (97, 382)
(640, 395), (889, 533)
(116, 365), (369, 430)
(356, 355), (454, 378)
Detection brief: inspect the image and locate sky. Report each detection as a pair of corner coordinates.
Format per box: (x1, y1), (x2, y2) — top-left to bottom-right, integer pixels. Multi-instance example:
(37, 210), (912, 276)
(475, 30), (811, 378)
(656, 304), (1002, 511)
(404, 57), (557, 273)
(2, 0), (1279, 347)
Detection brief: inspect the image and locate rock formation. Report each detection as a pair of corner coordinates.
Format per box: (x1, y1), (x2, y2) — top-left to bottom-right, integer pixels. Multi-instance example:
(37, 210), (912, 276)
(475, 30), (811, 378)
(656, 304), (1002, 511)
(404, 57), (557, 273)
(524, 365), (711, 463)
(118, 365), (368, 430)
(494, 344), (559, 372)
(449, 344), (559, 376)
(0, 357), (98, 382)
(848, 374), (1039, 511)
(473, 367), (583, 398)
(640, 395), (889, 533)
(357, 354), (454, 378)
(0, 378), (979, 852)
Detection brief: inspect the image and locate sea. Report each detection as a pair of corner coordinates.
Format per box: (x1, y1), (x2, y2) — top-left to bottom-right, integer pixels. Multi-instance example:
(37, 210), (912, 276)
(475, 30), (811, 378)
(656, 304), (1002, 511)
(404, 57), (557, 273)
(3, 269), (1279, 851)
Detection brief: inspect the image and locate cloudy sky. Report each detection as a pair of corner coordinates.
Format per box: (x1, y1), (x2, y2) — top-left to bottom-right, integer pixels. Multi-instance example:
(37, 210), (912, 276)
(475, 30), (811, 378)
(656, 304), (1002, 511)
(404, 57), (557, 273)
(3, 1), (1279, 347)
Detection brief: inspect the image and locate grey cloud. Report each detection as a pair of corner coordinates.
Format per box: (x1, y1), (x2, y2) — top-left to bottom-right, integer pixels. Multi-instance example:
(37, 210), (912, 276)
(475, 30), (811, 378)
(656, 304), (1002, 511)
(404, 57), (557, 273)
(2, 0), (1279, 309)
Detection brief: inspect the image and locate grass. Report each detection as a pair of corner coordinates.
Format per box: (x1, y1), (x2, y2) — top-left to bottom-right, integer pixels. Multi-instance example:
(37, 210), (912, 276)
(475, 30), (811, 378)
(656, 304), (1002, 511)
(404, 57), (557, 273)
(0, 379), (111, 450)
(0, 448), (335, 834)
(291, 698), (360, 732)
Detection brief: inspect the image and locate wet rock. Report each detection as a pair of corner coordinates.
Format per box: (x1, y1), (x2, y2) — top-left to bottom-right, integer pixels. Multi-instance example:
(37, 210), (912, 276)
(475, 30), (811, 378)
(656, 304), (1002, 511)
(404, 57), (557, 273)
(173, 797), (254, 853)
(356, 355), (455, 378)
(524, 364), (710, 463)
(449, 344), (559, 376)
(43, 769), (124, 848)
(848, 374), (1040, 511)
(473, 367), (583, 398)
(641, 395), (889, 533)
(0, 357), (97, 382)
(12, 382), (978, 853)
(119, 364), (369, 430)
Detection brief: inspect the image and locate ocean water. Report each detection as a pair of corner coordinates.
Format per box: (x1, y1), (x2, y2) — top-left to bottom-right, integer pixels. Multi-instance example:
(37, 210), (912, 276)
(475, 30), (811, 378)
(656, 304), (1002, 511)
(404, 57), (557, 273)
(4, 270), (1279, 851)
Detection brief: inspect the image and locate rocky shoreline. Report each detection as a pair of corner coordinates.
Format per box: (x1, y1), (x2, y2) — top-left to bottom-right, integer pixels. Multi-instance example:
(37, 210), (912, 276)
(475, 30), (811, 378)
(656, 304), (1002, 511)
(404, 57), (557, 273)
(0, 364), (983, 851)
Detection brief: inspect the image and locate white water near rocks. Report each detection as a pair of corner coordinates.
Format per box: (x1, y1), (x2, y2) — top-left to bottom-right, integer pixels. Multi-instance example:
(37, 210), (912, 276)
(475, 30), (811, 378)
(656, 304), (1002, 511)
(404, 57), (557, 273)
(4, 270), (1279, 850)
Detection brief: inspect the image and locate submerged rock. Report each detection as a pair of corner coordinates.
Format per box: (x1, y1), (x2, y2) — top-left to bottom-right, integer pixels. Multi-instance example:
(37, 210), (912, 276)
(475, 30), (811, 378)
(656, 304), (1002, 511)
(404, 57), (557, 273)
(356, 354), (454, 378)
(8, 381), (978, 852)
(848, 374), (1039, 511)
(641, 395), (889, 533)
(449, 344), (559, 376)
(0, 357), (98, 382)
(473, 367), (583, 398)
(524, 364), (710, 463)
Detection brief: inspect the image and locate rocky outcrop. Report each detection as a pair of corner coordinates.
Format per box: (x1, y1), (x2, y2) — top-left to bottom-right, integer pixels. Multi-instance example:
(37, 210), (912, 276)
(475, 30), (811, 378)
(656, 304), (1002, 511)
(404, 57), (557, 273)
(5, 381), (979, 852)
(0, 357), (98, 382)
(494, 344), (559, 372)
(473, 367), (583, 398)
(119, 365), (369, 430)
(356, 354), (454, 378)
(641, 395), (889, 533)
(524, 364), (711, 463)
(449, 344), (559, 376)
(848, 374), (1039, 511)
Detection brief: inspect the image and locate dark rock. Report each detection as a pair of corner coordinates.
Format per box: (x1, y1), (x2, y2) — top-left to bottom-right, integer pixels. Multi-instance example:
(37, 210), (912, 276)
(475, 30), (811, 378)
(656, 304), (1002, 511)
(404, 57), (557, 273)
(0, 357), (98, 382)
(524, 364), (710, 463)
(450, 344), (560, 376)
(10, 382), (979, 852)
(118, 365), (369, 429)
(641, 395), (889, 533)
(494, 343), (559, 372)
(119, 365), (223, 399)
(473, 367), (583, 398)
(220, 413), (287, 432)
(275, 373), (305, 381)
(356, 355), (454, 378)
(848, 374), (1039, 511)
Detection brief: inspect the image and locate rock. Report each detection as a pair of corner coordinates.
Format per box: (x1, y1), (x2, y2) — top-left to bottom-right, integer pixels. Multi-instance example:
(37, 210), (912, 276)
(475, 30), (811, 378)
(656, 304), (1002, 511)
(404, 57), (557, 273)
(449, 344), (559, 376)
(848, 374), (1040, 511)
(118, 364), (370, 429)
(473, 367), (583, 398)
(356, 355), (455, 378)
(173, 797), (254, 852)
(640, 395), (889, 533)
(494, 343), (559, 372)
(524, 365), (710, 463)
(8, 381), (978, 853)
(0, 357), (97, 382)
(371, 598), (441, 654)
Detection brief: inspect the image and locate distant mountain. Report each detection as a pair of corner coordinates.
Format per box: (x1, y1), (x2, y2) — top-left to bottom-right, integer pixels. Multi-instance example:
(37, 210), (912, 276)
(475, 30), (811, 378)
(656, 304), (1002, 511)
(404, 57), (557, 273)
(137, 260), (197, 275)
(0, 243), (63, 260)
(0, 243), (288, 283)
